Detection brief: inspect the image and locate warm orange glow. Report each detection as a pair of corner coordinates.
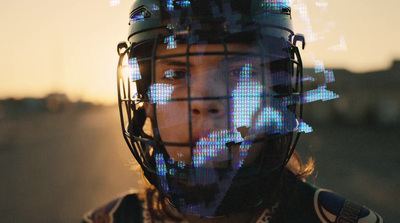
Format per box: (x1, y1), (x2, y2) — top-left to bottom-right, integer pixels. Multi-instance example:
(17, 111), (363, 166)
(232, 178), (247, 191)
(0, 0), (399, 103)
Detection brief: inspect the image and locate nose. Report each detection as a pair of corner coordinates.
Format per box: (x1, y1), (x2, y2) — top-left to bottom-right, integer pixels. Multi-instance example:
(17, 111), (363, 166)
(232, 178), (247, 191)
(191, 100), (226, 118)
(189, 73), (227, 119)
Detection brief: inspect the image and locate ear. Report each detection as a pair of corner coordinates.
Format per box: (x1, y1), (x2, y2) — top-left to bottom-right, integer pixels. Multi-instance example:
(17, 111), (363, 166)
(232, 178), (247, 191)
(143, 102), (154, 120)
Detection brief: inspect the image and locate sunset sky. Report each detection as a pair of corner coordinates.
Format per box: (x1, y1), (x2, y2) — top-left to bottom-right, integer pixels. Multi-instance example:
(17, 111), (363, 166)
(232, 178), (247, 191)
(1, 0), (399, 104)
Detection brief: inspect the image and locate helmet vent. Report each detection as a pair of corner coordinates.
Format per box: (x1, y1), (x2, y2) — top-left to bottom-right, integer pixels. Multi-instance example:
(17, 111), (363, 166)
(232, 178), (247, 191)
(129, 6), (151, 24)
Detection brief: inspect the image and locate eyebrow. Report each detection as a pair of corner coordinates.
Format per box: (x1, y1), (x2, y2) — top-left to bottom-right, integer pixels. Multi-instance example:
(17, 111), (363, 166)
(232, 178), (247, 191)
(157, 59), (193, 67)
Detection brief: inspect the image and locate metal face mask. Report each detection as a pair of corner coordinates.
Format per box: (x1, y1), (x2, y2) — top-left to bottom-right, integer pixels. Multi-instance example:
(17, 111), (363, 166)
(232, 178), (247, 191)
(117, 0), (305, 217)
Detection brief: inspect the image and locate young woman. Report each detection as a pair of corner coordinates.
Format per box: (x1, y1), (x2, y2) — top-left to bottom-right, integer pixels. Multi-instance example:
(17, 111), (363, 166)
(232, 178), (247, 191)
(82, 0), (383, 222)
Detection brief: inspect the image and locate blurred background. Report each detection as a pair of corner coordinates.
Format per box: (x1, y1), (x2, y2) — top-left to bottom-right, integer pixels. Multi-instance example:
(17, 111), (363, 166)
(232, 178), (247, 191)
(1, 0), (399, 222)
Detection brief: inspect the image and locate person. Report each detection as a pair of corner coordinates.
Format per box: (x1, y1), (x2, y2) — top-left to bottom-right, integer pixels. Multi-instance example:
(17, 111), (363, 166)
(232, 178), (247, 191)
(82, 0), (384, 222)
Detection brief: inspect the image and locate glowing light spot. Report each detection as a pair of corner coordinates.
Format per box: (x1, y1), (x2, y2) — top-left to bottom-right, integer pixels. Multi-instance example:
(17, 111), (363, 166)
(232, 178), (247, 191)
(164, 35), (177, 49)
(169, 168), (177, 175)
(165, 69), (175, 78)
(148, 84), (174, 104)
(302, 76), (315, 82)
(155, 153), (169, 191)
(302, 85), (339, 103)
(128, 58), (142, 81)
(151, 4), (160, 11)
(324, 70), (335, 83)
(177, 161), (185, 169)
(109, 0), (120, 7)
(167, 24), (174, 30)
(130, 14), (145, 22)
(298, 120), (313, 133)
(261, 0), (291, 11)
(192, 130), (242, 168)
(315, 60), (325, 73)
(232, 63), (263, 128)
(166, 0), (174, 11)
(176, 0), (191, 7)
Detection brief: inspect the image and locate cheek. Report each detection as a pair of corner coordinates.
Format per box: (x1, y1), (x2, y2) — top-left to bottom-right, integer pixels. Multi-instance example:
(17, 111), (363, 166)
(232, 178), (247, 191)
(156, 102), (192, 163)
(156, 102), (189, 142)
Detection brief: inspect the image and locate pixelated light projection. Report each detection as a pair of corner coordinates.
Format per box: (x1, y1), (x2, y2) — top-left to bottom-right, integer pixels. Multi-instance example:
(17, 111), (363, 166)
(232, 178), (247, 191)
(232, 63), (263, 128)
(315, 0), (328, 11)
(109, 0), (120, 7)
(298, 120), (313, 133)
(302, 85), (339, 103)
(231, 140), (252, 169)
(302, 76), (316, 82)
(148, 83), (174, 104)
(324, 70), (335, 83)
(164, 35), (177, 49)
(166, 0), (174, 11)
(164, 69), (175, 78)
(155, 153), (169, 191)
(130, 12), (145, 22)
(151, 4), (160, 11)
(192, 130), (243, 168)
(176, 1), (191, 7)
(128, 58), (142, 81)
(315, 60), (325, 73)
(254, 107), (285, 134)
(261, 0), (291, 11)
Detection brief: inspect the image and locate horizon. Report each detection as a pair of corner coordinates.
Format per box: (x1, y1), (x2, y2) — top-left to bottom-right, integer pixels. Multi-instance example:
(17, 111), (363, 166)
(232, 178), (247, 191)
(1, 0), (399, 105)
(2, 61), (398, 105)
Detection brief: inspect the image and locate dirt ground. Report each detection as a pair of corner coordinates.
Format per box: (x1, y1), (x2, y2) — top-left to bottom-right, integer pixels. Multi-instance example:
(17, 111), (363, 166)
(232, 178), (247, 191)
(0, 106), (398, 222)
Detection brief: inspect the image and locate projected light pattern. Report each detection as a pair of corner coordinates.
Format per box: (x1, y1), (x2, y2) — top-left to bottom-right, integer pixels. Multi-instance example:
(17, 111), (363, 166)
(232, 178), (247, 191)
(110, 0), (120, 7)
(177, 161), (185, 169)
(155, 153), (169, 191)
(176, 1), (191, 7)
(324, 70), (335, 83)
(166, 0), (174, 11)
(148, 84), (174, 104)
(302, 85), (339, 103)
(232, 140), (252, 169)
(298, 120), (313, 133)
(255, 107), (284, 134)
(315, 60), (325, 73)
(130, 13), (145, 22)
(261, 0), (291, 11)
(151, 4), (160, 11)
(167, 24), (174, 30)
(128, 58), (142, 81)
(165, 69), (175, 78)
(232, 63), (263, 128)
(165, 35), (177, 49)
(192, 130), (243, 168)
(302, 76), (316, 82)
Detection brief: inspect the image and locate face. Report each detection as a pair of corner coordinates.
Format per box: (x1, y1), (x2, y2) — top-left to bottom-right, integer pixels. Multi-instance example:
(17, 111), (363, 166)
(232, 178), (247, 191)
(145, 42), (288, 169)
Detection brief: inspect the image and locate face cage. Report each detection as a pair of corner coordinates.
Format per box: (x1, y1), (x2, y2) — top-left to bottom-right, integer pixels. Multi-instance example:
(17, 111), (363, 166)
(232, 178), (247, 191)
(117, 34), (304, 177)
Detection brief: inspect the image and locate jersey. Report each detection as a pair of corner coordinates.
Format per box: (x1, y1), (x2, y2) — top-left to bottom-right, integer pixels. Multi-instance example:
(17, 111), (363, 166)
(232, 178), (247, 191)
(81, 181), (383, 223)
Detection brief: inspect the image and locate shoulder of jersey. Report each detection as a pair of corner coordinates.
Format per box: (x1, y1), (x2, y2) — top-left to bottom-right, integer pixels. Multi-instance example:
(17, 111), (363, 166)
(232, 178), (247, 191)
(314, 188), (384, 223)
(81, 189), (144, 223)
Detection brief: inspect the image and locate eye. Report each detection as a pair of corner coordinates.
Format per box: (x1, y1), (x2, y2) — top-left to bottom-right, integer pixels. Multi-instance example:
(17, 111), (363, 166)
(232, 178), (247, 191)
(163, 69), (186, 81)
(229, 68), (242, 77)
(228, 67), (258, 79)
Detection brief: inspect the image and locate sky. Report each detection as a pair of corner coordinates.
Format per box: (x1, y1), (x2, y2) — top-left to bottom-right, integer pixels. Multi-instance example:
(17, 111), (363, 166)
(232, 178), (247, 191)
(0, 0), (399, 104)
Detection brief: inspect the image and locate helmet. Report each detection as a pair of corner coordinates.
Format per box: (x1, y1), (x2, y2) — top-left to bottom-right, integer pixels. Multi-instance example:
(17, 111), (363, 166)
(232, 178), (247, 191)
(116, 0), (305, 217)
